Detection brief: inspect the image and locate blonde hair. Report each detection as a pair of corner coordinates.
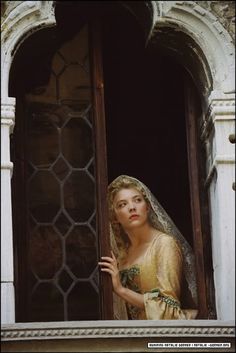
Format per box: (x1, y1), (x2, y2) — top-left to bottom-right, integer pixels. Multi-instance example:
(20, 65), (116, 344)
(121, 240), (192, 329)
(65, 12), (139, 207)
(107, 176), (151, 260)
(108, 175), (198, 305)
(108, 176), (149, 223)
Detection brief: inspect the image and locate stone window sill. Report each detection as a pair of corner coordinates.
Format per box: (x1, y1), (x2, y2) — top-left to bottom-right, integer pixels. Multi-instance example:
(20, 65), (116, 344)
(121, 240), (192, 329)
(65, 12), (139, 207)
(1, 320), (235, 352)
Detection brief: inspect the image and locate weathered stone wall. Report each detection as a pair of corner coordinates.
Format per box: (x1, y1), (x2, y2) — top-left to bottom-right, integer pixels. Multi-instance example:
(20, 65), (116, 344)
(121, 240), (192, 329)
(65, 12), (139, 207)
(196, 1), (235, 39)
(1, 1), (235, 40)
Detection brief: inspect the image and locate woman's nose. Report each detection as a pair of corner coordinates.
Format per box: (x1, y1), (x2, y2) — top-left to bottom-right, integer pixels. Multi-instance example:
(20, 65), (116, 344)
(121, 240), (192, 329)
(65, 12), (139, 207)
(128, 203), (136, 212)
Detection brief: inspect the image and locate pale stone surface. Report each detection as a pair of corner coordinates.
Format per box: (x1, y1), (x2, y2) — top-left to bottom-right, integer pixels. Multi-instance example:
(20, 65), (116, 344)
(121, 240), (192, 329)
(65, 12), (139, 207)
(160, 2), (235, 96)
(196, 1), (235, 40)
(1, 99), (15, 324)
(204, 101), (235, 320)
(1, 170), (14, 282)
(1, 283), (15, 324)
(210, 162), (235, 320)
(1, 320), (235, 352)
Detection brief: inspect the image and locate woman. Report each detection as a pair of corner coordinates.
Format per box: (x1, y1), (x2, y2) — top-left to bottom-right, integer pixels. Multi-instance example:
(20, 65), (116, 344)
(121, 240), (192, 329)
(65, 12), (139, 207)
(98, 175), (198, 320)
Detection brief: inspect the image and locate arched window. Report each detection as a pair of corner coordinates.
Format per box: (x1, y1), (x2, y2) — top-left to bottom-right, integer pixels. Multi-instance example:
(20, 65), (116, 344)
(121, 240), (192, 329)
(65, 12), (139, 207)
(10, 2), (216, 321)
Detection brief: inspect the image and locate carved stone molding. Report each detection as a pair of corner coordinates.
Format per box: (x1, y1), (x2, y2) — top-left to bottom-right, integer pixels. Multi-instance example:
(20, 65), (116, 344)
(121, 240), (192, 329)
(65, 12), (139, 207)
(201, 94), (235, 187)
(1, 321), (235, 341)
(195, 1), (235, 41)
(1, 1), (55, 43)
(1, 1), (56, 99)
(152, 1), (235, 98)
(1, 100), (16, 119)
(202, 100), (235, 141)
(1, 99), (16, 136)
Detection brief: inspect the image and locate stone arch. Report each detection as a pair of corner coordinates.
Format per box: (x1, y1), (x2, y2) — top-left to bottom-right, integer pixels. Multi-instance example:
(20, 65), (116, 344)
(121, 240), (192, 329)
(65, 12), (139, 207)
(1, 1), (235, 102)
(1, 1), (56, 100)
(151, 1), (235, 108)
(1, 0), (161, 100)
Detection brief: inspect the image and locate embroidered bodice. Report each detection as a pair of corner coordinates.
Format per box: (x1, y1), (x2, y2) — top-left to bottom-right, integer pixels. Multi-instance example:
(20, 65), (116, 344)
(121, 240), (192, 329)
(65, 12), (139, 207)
(118, 233), (198, 320)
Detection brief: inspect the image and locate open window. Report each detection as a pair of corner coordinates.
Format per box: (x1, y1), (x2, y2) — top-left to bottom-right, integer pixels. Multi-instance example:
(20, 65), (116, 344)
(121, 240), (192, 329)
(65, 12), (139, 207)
(102, 9), (216, 319)
(10, 2), (216, 322)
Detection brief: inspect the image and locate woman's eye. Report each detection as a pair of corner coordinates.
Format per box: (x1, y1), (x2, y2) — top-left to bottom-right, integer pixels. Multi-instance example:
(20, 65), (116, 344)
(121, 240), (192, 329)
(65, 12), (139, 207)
(118, 203), (126, 208)
(135, 197), (142, 202)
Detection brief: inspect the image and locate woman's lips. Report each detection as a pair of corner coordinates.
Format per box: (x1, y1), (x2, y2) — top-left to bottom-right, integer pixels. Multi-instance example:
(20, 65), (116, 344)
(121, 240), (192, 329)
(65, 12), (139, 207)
(129, 214), (139, 220)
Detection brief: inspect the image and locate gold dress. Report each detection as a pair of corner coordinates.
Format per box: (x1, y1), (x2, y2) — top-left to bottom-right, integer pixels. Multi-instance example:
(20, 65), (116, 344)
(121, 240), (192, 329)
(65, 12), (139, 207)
(119, 232), (198, 320)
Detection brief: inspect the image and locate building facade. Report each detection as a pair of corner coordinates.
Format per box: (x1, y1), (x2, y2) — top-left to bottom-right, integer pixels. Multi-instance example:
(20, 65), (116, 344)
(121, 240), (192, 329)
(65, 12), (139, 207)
(1, 1), (235, 351)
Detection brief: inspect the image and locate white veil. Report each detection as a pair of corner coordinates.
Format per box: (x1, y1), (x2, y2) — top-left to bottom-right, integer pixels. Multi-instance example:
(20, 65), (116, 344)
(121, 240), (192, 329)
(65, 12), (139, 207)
(108, 175), (198, 318)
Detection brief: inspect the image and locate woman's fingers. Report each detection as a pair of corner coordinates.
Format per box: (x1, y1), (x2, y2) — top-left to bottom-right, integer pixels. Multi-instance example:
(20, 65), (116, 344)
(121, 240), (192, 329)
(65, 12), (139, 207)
(98, 253), (122, 293)
(100, 256), (114, 263)
(100, 252), (117, 262)
(98, 252), (118, 277)
(98, 261), (115, 269)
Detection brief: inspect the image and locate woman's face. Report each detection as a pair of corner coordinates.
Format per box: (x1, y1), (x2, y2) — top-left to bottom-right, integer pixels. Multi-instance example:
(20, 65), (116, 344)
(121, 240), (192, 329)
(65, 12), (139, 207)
(113, 187), (149, 230)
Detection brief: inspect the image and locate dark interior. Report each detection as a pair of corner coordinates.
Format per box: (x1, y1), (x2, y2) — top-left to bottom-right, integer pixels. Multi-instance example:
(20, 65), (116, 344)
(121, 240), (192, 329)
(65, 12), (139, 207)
(101, 8), (193, 244)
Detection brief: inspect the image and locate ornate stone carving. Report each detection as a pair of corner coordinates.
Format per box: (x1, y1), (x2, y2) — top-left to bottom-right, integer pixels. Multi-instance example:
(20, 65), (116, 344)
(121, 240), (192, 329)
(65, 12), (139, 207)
(151, 1), (235, 98)
(1, 1), (56, 101)
(195, 1), (235, 40)
(200, 96), (235, 142)
(1, 98), (16, 135)
(1, 323), (235, 341)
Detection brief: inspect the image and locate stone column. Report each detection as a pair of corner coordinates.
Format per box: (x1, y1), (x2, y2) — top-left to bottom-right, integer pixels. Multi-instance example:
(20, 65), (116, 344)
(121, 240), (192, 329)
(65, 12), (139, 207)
(204, 93), (235, 320)
(1, 97), (16, 323)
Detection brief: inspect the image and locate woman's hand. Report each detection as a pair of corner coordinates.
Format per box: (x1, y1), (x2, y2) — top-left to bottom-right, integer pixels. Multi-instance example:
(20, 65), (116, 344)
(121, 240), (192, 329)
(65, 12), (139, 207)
(98, 251), (123, 294)
(99, 251), (145, 309)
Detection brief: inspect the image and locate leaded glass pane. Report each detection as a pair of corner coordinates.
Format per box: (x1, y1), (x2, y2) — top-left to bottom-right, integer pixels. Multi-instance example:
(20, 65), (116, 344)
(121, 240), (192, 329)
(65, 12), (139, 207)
(62, 117), (93, 168)
(68, 282), (100, 321)
(52, 52), (66, 76)
(66, 226), (97, 278)
(64, 171), (94, 222)
(54, 212), (72, 236)
(29, 226), (62, 279)
(28, 111), (59, 167)
(59, 64), (90, 101)
(52, 157), (70, 181)
(29, 283), (64, 322)
(57, 269), (74, 293)
(29, 171), (60, 222)
(24, 25), (100, 321)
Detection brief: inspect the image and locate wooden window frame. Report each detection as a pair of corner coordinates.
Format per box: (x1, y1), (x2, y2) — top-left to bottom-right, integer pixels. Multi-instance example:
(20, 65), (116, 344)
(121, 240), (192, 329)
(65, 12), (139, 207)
(184, 75), (216, 319)
(89, 20), (114, 319)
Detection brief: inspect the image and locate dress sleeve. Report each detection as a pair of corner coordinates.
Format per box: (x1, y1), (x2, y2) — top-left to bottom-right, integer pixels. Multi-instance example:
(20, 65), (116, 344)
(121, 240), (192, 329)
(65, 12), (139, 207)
(143, 235), (198, 319)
